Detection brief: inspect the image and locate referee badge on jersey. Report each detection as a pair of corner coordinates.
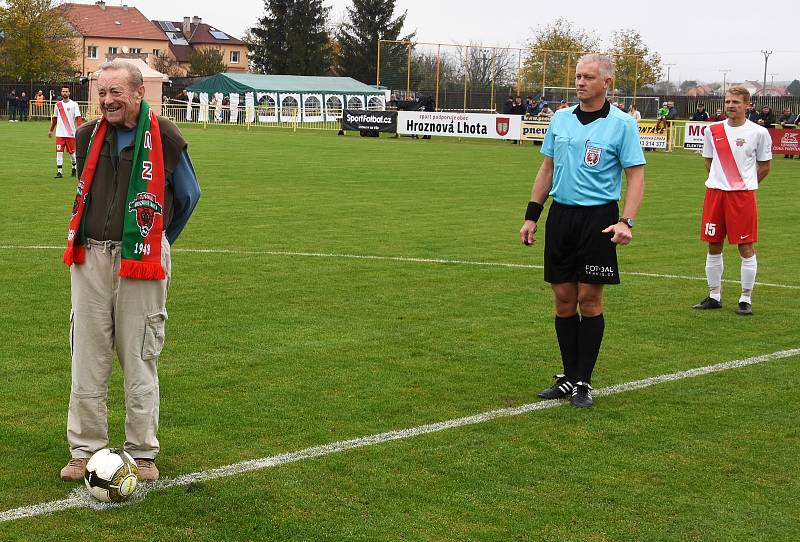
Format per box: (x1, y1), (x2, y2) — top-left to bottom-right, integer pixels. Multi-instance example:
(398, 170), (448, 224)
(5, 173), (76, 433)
(584, 141), (602, 167)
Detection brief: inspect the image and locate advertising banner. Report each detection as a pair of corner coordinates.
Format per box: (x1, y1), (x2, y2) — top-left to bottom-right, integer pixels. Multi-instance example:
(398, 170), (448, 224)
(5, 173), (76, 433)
(341, 110), (397, 132)
(520, 120), (551, 141)
(769, 128), (800, 155)
(638, 122), (668, 149)
(398, 111), (522, 140)
(684, 121), (711, 149)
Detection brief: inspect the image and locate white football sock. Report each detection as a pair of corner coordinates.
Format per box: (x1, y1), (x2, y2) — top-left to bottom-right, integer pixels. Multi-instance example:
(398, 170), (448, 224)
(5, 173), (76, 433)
(706, 253), (723, 301)
(740, 255), (757, 303)
(56, 152), (64, 167)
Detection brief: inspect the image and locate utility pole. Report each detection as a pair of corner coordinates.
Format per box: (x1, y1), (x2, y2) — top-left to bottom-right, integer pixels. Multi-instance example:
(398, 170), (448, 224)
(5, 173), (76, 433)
(761, 50), (772, 96)
(769, 72), (778, 92)
(662, 64), (676, 92)
(719, 69), (731, 95)
(664, 63), (676, 89)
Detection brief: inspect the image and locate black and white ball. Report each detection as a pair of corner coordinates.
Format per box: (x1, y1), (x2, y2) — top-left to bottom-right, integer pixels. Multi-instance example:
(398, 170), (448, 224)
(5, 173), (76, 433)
(84, 448), (139, 502)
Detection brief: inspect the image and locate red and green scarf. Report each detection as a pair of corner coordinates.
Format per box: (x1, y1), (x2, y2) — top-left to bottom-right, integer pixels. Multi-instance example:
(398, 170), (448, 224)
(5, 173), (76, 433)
(64, 100), (167, 280)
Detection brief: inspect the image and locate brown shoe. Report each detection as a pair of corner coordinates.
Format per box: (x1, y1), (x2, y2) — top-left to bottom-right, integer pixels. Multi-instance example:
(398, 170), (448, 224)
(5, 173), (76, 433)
(60, 458), (88, 481)
(135, 459), (159, 481)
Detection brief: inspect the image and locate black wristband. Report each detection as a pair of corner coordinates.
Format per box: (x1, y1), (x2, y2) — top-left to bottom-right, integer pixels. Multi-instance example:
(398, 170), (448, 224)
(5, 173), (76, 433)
(525, 201), (544, 222)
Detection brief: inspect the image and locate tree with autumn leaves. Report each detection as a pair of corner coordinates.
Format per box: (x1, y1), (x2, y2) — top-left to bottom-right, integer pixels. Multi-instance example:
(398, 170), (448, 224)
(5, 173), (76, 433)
(519, 18), (662, 96)
(0, 0), (78, 81)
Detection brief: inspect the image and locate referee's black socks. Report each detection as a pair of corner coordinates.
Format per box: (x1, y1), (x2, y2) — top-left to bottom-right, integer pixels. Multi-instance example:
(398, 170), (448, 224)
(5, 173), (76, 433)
(576, 313), (605, 383)
(555, 314), (580, 381)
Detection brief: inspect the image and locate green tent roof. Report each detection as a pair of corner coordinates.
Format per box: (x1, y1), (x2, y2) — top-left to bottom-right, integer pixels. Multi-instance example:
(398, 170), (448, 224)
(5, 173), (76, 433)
(187, 73), (384, 95)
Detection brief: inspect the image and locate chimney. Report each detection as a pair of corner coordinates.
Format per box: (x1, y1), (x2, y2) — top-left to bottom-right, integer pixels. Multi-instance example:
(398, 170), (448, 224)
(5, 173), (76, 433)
(95, 1), (106, 10)
(191, 16), (201, 25)
(183, 17), (191, 35)
(122, 4), (128, 11)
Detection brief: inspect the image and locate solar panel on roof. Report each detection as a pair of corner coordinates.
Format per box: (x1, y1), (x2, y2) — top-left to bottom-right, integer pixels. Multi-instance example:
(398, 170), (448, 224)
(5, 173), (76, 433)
(167, 31), (189, 45)
(209, 30), (229, 40)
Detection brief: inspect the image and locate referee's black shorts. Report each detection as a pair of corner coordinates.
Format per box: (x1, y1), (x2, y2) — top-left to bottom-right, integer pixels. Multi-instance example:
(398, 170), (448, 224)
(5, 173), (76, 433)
(544, 201), (620, 285)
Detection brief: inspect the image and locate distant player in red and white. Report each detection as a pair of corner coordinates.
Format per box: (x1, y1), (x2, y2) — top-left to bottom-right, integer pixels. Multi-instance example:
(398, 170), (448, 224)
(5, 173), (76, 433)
(48, 86), (83, 178)
(694, 86), (772, 315)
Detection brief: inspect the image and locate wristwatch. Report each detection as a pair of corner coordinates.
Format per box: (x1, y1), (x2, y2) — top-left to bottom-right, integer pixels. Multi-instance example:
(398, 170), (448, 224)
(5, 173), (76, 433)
(618, 217), (635, 228)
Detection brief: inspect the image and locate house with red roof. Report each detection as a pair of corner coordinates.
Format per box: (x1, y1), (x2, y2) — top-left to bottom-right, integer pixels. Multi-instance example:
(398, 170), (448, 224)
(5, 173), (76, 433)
(60, 1), (249, 77)
(61, 1), (169, 76)
(151, 17), (248, 76)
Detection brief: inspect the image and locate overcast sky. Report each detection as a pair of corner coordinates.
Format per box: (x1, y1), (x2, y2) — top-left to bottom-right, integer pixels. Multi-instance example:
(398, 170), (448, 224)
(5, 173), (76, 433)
(124, 0), (799, 85)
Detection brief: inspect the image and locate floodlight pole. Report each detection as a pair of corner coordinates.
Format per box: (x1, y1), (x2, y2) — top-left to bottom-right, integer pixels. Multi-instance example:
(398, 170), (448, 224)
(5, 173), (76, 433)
(406, 42), (413, 100)
(435, 44), (441, 111)
(719, 69), (730, 95)
(664, 63), (676, 89)
(490, 48), (497, 112)
(761, 50), (772, 96)
(376, 40), (382, 86)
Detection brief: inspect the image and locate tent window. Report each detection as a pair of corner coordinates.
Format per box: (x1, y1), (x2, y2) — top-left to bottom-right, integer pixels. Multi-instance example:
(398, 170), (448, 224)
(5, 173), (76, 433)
(304, 96), (321, 116)
(326, 96), (342, 115)
(368, 97), (383, 111)
(257, 95), (276, 115)
(282, 96), (299, 117)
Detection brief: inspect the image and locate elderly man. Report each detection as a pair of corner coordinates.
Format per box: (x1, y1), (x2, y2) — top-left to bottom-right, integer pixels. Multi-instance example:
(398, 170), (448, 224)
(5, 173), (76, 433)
(519, 53), (645, 408)
(60, 60), (201, 482)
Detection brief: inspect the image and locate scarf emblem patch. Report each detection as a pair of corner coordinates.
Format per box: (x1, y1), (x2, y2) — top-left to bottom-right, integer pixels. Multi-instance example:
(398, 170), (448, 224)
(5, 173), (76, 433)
(128, 192), (163, 237)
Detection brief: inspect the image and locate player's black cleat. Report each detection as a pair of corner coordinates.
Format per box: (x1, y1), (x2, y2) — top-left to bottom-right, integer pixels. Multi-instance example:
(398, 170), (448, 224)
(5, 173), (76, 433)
(570, 381), (593, 408)
(54, 171), (63, 178)
(693, 297), (722, 310)
(71, 167), (77, 177)
(537, 374), (574, 399)
(736, 301), (753, 315)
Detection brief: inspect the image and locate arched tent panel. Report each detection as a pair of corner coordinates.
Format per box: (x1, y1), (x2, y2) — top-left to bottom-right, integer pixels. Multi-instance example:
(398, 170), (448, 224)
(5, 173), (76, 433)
(325, 95), (344, 121)
(367, 95), (386, 111)
(256, 92), (278, 122)
(280, 94), (301, 122)
(303, 94), (323, 121)
(346, 95), (365, 110)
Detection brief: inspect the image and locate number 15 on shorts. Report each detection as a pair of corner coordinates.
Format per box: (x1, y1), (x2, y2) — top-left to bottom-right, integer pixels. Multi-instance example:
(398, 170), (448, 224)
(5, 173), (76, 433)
(704, 222), (716, 237)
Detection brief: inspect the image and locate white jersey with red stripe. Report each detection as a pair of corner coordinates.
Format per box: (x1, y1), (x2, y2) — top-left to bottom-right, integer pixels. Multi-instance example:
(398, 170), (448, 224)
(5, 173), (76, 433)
(702, 120), (772, 191)
(53, 99), (82, 138)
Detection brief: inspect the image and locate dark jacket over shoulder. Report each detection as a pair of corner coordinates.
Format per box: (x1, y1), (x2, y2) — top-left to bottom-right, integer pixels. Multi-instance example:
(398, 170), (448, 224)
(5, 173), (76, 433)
(75, 116), (187, 242)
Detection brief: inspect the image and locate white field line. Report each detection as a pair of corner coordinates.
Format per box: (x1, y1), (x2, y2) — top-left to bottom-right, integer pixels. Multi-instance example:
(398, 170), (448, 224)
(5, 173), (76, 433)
(1, 245), (799, 290)
(2, 347), (798, 523)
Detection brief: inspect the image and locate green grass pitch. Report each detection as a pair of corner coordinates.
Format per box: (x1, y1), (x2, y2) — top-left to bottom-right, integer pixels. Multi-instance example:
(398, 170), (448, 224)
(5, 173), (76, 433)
(1, 121), (798, 541)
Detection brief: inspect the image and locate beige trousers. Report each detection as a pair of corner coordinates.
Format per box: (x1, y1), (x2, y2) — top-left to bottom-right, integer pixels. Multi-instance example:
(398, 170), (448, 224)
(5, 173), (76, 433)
(68, 237), (171, 460)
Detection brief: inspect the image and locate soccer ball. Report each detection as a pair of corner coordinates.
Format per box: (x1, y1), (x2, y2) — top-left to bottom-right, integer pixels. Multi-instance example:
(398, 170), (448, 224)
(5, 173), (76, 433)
(84, 448), (139, 502)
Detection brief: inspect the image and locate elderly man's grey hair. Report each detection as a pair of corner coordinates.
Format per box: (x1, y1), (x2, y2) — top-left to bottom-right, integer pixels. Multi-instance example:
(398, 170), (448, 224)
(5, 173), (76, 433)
(576, 53), (615, 80)
(97, 60), (144, 89)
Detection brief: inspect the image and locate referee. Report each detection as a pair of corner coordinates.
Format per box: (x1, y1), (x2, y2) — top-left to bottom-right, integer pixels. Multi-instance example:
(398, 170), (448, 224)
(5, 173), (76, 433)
(519, 53), (646, 408)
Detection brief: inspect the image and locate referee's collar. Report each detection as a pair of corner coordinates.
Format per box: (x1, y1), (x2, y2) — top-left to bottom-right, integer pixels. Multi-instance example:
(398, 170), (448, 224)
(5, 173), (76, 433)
(573, 100), (611, 117)
(573, 100), (611, 125)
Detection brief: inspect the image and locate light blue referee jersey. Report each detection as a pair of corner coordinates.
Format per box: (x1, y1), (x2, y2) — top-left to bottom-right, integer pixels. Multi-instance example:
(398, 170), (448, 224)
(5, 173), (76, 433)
(541, 104), (646, 206)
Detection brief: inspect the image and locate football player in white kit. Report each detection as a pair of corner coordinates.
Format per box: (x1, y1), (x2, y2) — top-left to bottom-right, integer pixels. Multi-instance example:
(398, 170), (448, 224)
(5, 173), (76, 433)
(693, 86), (772, 315)
(48, 86), (83, 178)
